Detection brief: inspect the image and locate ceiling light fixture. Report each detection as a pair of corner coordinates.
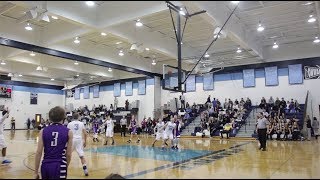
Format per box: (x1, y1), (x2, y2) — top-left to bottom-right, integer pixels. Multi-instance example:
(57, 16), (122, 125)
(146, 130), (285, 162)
(116, 41), (122, 44)
(231, 1), (240, 4)
(30, 51), (36, 56)
(152, 59), (156, 65)
(314, 36), (320, 43)
(51, 16), (58, 20)
(76, 74), (79, 77)
(257, 21), (264, 32)
(7, 73), (13, 77)
(204, 52), (210, 58)
(118, 50), (124, 56)
(74, 61), (79, 65)
(236, 47), (242, 53)
(74, 37), (80, 44)
(86, 1), (95, 6)
(101, 32), (107, 36)
(145, 48), (150, 51)
(18, 74), (23, 77)
(50, 78), (55, 81)
(130, 43), (138, 50)
(36, 65), (43, 71)
(108, 67), (112, 72)
(0, 60), (6, 65)
(302, 2), (313, 5)
(25, 23), (32, 31)
(308, 15), (316, 23)
(179, 8), (186, 16)
(135, 19), (143, 27)
(272, 42), (279, 49)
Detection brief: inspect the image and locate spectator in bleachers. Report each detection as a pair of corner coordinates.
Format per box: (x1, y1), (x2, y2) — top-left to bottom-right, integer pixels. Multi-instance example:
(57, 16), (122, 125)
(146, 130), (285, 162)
(267, 123), (274, 140)
(259, 97), (267, 110)
(220, 123), (232, 139)
(312, 117), (319, 140)
(206, 95), (211, 104)
(186, 102), (190, 108)
(125, 100), (129, 111)
(268, 96), (274, 111)
(283, 124), (292, 141)
(212, 98), (217, 111)
(279, 98), (286, 115)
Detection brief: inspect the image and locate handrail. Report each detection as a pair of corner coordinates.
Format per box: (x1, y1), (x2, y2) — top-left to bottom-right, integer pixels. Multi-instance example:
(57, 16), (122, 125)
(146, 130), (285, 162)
(302, 91), (309, 136)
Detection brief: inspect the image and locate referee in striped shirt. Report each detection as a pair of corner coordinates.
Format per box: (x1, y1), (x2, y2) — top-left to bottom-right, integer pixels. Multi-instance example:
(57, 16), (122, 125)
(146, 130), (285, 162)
(256, 112), (269, 151)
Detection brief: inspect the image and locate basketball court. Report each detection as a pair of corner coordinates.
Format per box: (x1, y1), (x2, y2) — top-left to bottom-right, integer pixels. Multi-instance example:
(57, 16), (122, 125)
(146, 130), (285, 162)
(0, 1), (320, 179)
(1, 131), (319, 179)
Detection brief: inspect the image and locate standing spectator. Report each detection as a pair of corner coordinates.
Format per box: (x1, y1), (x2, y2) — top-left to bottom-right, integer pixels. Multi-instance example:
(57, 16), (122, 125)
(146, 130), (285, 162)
(185, 102), (190, 108)
(11, 117), (15, 131)
(27, 118), (31, 130)
(212, 98), (217, 111)
(306, 115), (312, 141)
(120, 116), (127, 137)
(125, 100), (129, 111)
(312, 117), (319, 140)
(31, 119), (36, 129)
(279, 98), (286, 115)
(110, 104), (114, 111)
(180, 93), (185, 109)
(268, 96), (274, 112)
(256, 112), (268, 151)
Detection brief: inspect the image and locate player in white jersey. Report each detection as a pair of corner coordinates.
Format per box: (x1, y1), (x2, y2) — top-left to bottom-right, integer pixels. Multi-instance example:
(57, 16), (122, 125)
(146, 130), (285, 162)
(151, 118), (165, 147)
(67, 112), (88, 176)
(0, 108), (11, 165)
(102, 116), (115, 145)
(162, 117), (176, 150)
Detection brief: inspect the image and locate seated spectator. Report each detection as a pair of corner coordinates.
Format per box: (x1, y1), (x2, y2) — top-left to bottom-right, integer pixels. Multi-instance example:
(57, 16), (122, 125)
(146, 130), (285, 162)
(220, 123), (232, 139)
(267, 123), (274, 140)
(294, 100), (301, 113)
(283, 124), (292, 140)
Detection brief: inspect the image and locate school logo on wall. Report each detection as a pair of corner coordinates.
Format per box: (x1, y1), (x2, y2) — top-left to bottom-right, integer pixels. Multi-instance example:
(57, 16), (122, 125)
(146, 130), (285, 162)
(304, 65), (320, 79)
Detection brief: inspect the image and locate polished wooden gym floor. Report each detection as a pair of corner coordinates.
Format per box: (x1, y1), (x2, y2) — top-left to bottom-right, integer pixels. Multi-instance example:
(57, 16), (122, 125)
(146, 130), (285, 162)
(1, 130), (319, 179)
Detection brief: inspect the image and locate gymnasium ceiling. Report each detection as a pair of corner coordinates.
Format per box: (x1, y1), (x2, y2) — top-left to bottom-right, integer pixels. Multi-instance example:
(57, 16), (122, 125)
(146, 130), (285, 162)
(0, 1), (319, 87)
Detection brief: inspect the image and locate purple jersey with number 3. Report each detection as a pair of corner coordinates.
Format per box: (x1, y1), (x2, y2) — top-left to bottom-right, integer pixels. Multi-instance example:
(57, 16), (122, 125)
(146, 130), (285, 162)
(41, 123), (69, 179)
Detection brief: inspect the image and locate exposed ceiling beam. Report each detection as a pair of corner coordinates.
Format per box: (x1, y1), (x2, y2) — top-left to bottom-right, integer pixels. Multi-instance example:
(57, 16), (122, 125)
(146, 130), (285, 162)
(192, 1), (264, 60)
(315, 1), (320, 33)
(0, 2), (16, 15)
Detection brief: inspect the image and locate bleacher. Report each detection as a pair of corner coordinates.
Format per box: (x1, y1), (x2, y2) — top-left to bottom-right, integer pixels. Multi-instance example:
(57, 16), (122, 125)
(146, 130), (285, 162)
(189, 106), (254, 137)
(251, 104), (305, 138)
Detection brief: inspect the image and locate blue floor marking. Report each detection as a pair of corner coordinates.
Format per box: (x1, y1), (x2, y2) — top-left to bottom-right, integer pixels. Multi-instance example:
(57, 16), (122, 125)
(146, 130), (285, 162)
(123, 142), (250, 179)
(86, 145), (213, 162)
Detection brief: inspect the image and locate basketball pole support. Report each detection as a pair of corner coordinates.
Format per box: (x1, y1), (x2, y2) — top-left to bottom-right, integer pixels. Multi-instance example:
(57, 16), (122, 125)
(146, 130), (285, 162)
(166, 1), (206, 91)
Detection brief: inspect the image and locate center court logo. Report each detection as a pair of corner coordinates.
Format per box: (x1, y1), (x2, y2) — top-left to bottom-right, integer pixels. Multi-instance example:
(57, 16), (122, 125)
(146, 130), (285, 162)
(304, 65), (320, 79)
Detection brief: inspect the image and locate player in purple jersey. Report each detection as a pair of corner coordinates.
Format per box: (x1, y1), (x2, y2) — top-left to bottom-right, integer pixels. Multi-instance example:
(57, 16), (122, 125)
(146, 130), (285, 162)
(92, 119), (99, 142)
(173, 115), (183, 149)
(34, 106), (73, 179)
(127, 115), (140, 143)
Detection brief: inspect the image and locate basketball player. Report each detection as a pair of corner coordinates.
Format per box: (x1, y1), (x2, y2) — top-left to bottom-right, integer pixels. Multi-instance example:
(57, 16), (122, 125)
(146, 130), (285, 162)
(92, 118), (99, 142)
(127, 115), (140, 143)
(103, 116), (115, 145)
(173, 115), (183, 149)
(162, 117), (176, 150)
(151, 118), (165, 147)
(34, 106), (73, 179)
(67, 112), (89, 176)
(0, 108), (11, 165)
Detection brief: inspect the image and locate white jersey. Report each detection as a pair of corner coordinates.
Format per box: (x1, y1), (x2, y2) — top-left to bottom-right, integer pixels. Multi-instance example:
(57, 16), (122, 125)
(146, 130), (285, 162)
(0, 113), (9, 135)
(67, 120), (85, 139)
(155, 122), (165, 134)
(165, 121), (176, 134)
(105, 119), (114, 130)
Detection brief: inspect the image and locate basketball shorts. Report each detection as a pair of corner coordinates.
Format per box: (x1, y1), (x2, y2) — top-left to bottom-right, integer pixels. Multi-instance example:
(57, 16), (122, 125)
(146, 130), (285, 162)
(105, 129), (114, 137)
(72, 138), (84, 157)
(155, 132), (164, 140)
(164, 132), (174, 140)
(41, 161), (67, 179)
(0, 135), (6, 148)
